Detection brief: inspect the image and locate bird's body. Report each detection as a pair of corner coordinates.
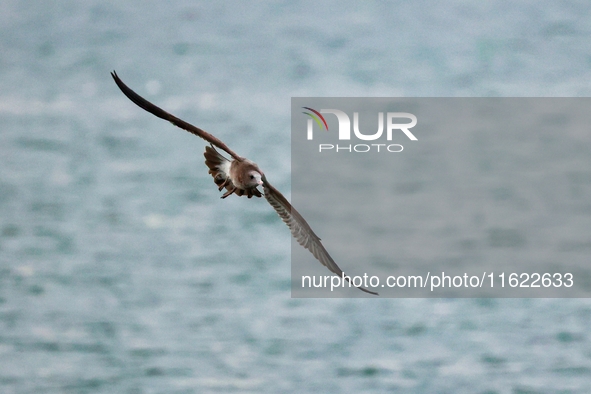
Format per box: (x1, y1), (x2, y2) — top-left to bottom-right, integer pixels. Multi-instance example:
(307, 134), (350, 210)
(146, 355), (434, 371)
(111, 71), (377, 295)
(204, 145), (263, 198)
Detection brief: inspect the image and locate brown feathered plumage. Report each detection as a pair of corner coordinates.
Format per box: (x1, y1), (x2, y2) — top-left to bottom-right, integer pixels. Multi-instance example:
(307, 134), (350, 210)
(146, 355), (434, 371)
(111, 71), (378, 295)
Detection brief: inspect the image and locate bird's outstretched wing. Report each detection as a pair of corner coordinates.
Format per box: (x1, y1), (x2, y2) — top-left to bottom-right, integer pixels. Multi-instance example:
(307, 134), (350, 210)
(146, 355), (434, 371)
(112, 71), (377, 296)
(111, 71), (243, 161)
(262, 176), (378, 295)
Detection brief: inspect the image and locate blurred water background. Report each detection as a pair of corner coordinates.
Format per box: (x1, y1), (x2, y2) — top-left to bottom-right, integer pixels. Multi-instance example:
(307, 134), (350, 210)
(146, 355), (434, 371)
(1, 1), (591, 392)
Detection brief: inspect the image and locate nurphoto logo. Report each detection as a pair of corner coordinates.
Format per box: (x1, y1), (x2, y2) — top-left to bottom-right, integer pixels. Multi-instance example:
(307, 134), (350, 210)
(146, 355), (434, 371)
(302, 107), (418, 153)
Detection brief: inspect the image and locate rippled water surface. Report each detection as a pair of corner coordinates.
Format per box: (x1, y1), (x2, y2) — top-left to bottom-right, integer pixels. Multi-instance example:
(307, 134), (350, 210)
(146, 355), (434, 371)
(1, 1), (591, 392)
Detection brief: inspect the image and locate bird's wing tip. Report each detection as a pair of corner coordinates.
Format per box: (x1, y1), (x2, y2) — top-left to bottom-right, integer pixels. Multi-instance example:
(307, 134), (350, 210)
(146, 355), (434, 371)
(363, 289), (379, 296)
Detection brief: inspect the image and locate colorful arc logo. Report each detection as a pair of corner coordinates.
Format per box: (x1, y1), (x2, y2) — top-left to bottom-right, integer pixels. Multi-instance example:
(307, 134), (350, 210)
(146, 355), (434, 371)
(302, 107), (328, 131)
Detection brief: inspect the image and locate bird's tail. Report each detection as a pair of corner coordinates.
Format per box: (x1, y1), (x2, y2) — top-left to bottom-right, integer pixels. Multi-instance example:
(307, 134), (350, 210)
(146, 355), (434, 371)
(204, 145), (230, 188)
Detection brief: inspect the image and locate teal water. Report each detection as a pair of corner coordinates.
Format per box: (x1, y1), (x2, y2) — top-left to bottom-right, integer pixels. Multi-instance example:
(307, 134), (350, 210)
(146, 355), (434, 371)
(1, 1), (591, 392)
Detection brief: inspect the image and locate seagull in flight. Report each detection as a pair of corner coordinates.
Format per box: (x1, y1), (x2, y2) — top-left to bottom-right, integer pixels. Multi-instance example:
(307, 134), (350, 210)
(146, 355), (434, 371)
(111, 71), (378, 295)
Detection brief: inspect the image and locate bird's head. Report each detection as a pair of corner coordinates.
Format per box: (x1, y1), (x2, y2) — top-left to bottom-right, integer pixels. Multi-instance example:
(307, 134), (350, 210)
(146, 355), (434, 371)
(247, 170), (263, 187)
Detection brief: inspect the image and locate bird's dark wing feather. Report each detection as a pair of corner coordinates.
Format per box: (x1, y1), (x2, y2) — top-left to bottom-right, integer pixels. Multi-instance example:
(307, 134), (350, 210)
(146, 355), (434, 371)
(111, 71), (375, 295)
(111, 71), (243, 161)
(262, 176), (378, 296)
